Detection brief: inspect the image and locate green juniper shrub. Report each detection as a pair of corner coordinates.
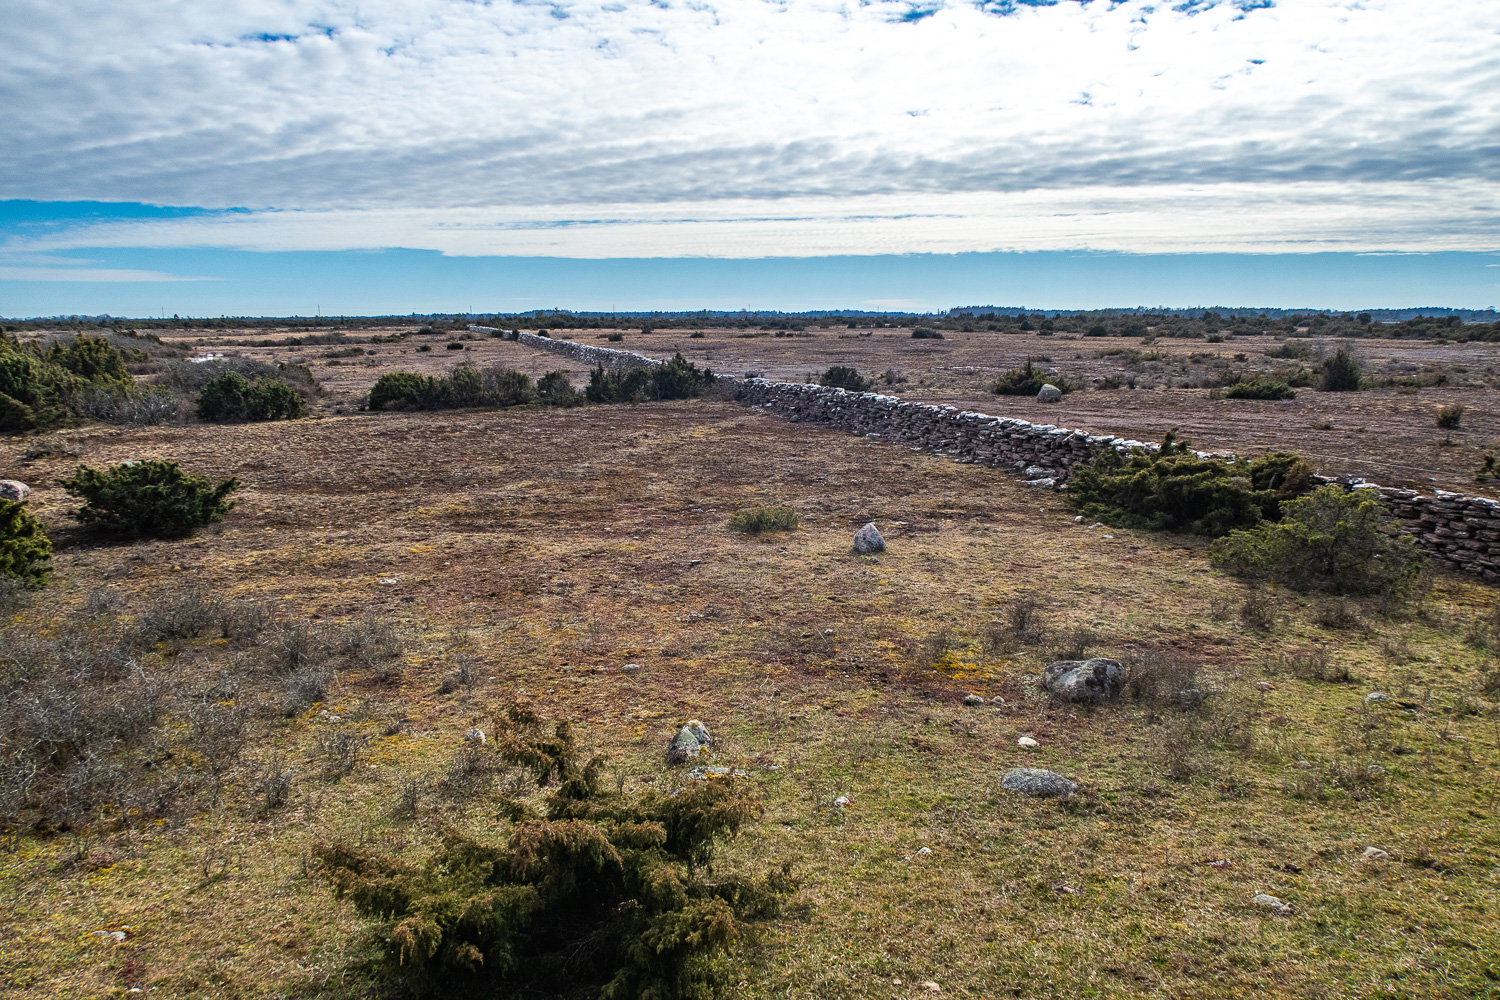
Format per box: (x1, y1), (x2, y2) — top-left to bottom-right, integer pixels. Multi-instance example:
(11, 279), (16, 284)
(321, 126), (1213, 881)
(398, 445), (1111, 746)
(0, 499), (50, 588)
(368, 366), (542, 411)
(1222, 377), (1297, 400)
(726, 505), (800, 534)
(1318, 346), (1364, 391)
(588, 355), (714, 404)
(1066, 431), (1315, 537)
(196, 371), (306, 422)
(586, 365), (651, 403)
(1210, 485), (1427, 597)
(819, 365), (871, 392)
(535, 370), (583, 407)
(1476, 455), (1497, 482)
(1436, 404), (1464, 429)
(316, 704), (791, 1000)
(647, 353), (715, 401)
(369, 372), (431, 410)
(62, 460), (239, 538)
(992, 360), (1075, 395)
(910, 327), (944, 340)
(0, 333), (111, 432)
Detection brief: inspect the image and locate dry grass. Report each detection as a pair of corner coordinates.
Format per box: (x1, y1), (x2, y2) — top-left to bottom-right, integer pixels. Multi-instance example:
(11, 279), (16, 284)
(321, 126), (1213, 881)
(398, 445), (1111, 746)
(2, 402), (1499, 999)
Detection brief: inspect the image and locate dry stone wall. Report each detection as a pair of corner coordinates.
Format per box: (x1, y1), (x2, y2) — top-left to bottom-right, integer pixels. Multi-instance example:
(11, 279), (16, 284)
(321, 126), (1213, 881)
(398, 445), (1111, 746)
(473, 326), (660, 370)
(489, 327), (1500, 581)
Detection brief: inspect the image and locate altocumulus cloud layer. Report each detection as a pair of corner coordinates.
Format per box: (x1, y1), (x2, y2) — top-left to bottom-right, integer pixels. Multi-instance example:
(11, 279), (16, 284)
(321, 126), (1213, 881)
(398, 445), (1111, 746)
(2, 0), (1497, 257)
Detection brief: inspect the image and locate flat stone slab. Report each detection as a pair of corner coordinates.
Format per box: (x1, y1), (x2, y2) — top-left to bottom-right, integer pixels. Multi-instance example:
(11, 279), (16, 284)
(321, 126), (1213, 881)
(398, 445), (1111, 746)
(1001, 767), (1076, 798)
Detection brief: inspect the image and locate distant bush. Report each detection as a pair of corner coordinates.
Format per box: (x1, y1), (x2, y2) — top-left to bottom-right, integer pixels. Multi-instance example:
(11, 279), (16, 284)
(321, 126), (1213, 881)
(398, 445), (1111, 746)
(1223, 377), (1296, 400)
(1067, 432), (1315, 537)
(62, 460), (239, 538)
(588, 354), (715, 404)
(1436, 404), (1464, 429)
(197, 371), (306, 422)
(317, 704), (789, 999)
(69, 384), (180, 425)
(0, 499), (50, 588)
(993, 360), (1075, 396)
(369, 364), (574, 411)
(819, 365), (871, 392)
(727, 505), (800, 534)
(607, 333), (624, 342)
(1318, 346), (1363, 391)
(1211, 485), (1426, 598)
(910, 327), (944, 340)
(1264, 341), (1314, 360)
(536, 370), (583, 407)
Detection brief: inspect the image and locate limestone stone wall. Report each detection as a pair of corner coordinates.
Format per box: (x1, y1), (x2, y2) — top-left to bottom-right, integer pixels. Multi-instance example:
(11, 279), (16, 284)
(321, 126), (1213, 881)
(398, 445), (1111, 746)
(490, 328), (1500, 581)
(471, 326), (659, 370)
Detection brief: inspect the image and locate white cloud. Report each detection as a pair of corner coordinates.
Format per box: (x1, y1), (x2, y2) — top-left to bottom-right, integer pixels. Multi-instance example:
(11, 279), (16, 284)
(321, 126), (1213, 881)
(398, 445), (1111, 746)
(0, 0), (1496, 255)
(0, 266), (215, 282)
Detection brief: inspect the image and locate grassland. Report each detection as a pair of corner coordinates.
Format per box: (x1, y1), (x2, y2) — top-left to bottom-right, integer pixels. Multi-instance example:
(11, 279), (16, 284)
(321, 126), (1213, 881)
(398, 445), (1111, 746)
(4, 388), (1499, 999)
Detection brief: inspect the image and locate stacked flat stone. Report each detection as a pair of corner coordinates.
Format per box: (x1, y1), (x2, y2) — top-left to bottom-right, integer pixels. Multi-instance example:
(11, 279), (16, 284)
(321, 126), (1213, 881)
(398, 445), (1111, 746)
(497, 333), (1500, 583)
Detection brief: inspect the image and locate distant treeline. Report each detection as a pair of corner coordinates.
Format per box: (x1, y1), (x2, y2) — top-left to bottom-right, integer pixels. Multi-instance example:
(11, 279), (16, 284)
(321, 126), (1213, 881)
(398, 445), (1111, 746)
(4, 307), (1499, 342)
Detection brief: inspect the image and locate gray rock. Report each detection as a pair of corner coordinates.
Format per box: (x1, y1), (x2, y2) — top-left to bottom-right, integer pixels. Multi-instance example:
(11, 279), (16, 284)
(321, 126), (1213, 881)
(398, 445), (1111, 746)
(0, 480), (29, 502)
(1036, 384), (1063, 403)
(853, 522), (886, 554)
(1023, 465), (1052, 479)
(621, 662), (641, 673)
(1001, 767), (1076, 798)
(1361, 846), (1390, 861)
(667, 720), (712, 764)
(1252, 893), (1293, 915)
(1364, 692), (1390, 705)
(1023, 477), (1057, 489)
(963, 693), (985, 706)
(687, 765), (747, 780)
(1041, 658), (1124, 703)
(463, 727), (486, 744)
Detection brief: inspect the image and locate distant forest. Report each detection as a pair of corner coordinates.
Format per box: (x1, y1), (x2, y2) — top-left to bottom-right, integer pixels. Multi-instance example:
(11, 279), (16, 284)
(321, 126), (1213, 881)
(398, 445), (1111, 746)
(4, 306), (1499, 342)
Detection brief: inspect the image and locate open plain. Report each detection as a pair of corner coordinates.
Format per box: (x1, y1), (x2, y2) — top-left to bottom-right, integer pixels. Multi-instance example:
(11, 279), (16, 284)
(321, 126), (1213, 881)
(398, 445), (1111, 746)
(2, 325), (1499, 999)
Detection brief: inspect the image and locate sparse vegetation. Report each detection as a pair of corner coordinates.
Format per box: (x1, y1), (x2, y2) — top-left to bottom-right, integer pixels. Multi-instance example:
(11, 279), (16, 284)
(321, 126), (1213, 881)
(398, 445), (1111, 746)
(727, 505), (800, 534)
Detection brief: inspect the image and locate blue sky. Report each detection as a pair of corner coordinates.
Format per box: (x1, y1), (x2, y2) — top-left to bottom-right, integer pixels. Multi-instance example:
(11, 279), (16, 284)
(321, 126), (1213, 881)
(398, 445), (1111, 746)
(2, 0), (1497, 316)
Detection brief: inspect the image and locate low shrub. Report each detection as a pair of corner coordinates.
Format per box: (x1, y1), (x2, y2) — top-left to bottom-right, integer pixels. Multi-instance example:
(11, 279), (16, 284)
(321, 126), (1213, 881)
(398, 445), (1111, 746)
(992, 360), (1075, 395)
(819, 366), (871, 392)
(727, 505), (800, 534)
(69, 384), (180, 425)
(910, 327), (944, 339)
(1436, 404), (1464, 429)
(369, 364), (567, 411)
(1210, 485), (1426, 597)
(1318, 346), (1363, 391)
(535, 370), (583, 407)
(1066, 432), (1315, 536)
(588, 355), (714, 403)
(1223, 377), (1296, 400)
(196, 371), (306, 422)
(62, 460), (240, 538)
(316, 704), (790, 999)
(0, 499), (50, 588)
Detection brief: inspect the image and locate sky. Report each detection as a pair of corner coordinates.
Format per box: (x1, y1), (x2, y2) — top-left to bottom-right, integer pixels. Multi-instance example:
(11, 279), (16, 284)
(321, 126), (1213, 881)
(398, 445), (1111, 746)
(1, 0), (1497, 316)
